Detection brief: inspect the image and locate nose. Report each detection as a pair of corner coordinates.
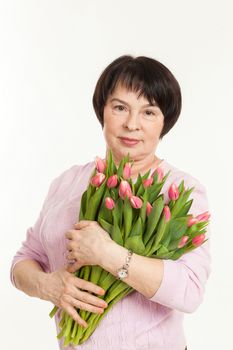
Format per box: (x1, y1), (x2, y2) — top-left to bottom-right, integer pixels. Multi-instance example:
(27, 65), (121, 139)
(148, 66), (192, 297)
(123, 110), (141, 130)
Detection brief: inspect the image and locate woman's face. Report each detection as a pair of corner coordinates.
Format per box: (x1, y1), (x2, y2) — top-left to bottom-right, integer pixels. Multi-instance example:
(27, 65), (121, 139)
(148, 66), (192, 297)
(103, 83), (164, 164)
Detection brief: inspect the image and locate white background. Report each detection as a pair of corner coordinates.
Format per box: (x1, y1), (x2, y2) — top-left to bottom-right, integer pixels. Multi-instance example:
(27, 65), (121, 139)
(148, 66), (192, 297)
(1, 0), (233, 349)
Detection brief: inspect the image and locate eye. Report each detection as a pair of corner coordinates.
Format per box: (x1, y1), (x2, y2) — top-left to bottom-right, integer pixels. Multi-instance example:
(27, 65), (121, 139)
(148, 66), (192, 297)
(145, 110), (155, 116)
(114, 105), (127, 111)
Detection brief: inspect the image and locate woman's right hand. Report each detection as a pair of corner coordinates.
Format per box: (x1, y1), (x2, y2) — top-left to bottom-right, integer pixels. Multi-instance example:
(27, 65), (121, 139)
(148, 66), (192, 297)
(41, 267), (108, 327)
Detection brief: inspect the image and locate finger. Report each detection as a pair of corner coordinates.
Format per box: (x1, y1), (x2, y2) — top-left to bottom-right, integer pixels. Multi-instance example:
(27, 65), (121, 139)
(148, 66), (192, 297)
(76, 289), (108, 309)
(63, 303), (88, 328)
(65, 294), (105, 315)
(66, 251), (76, 261)
(65, 231), (74, 240)
(74, 220), (93, 229)
(74, 277), (106, 296)
(65, 261), (82, 273)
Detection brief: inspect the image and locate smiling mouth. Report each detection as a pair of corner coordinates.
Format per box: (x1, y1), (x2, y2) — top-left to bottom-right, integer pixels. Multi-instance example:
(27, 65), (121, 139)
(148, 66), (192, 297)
(119, 137), (140, 142)
(119, 137), (140, 146)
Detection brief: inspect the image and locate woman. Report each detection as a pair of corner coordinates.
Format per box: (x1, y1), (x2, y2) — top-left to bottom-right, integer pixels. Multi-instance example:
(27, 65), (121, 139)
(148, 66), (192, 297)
(11, 55), (211, 350)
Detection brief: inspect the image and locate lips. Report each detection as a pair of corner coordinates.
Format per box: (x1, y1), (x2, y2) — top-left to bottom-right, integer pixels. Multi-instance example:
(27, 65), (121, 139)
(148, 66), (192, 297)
(119, 137), (140, 146)
(120, 137), (140, 142)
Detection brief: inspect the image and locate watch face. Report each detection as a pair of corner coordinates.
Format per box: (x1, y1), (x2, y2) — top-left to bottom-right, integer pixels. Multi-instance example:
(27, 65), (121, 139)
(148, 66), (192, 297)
(118, 268), (128, 279)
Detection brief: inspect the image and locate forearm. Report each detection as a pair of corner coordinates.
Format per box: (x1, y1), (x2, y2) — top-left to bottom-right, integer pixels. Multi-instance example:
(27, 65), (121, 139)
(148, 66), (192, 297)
(13, 259), (48, 300)
(100, 241), (164, 299)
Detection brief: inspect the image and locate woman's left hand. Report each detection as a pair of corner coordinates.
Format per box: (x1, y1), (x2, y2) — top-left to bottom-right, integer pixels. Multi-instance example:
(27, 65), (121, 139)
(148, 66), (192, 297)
(65, 220), (112, 272)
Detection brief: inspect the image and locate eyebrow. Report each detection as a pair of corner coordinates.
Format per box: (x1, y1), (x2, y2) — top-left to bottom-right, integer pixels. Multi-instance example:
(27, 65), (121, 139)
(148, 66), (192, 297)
(109, 98), (158, 108)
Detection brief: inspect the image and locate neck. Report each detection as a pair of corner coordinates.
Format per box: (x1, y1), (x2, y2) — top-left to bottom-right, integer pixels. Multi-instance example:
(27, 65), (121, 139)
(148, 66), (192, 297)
(105, 150), (162, 180)
(130, 155), (162, 180)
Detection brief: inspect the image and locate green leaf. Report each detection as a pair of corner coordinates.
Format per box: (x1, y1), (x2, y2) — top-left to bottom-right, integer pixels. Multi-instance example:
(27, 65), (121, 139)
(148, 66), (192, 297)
(124, 236), (145, 255)
(143, 195), (164, 245)
(178, 179), (185, 193)
(136, 183), (145, 197)
(97, 188), (113, 224)
(107, 149), (113, 177)
(113, 216), (124, 246)
(169, 217), (188, 240)
(85, 179), (107, 220)
(152, 250), (174, 259)
(99, 218), (113, 236)
(139, 189), (148, 225)
(130, 216), (143, 237)
(148, 184), (164, 203)
(79, 189), (87, 220)
(134, 173), (142, 194)
(141, 169), (151, 181)
(160, 228), (172, 247)
(177, 199), (193, 217)
(123, 196), (133, 241)
(150, 216), (170, 253)
(170, 186), (194, 218)
(167, 238), (181, 250)
(117, 158), (125, 178)
(156, 244), (169, 255)
(112, 197), (123, 228)
(110, 187), (118, 201)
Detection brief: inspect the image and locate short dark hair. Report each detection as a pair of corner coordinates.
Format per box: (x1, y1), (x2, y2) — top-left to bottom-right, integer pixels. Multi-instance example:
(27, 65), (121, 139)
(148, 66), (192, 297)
(92, 55), (182, 139)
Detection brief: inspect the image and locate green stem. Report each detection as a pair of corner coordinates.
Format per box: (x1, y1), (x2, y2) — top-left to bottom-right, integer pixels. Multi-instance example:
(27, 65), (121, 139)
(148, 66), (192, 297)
(49, 305), (58, 318)
(80, 286), (133, 344)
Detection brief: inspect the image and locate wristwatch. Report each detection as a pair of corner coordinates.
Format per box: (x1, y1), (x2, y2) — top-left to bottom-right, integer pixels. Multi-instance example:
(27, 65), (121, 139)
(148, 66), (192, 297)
(116, 249), (133, 280)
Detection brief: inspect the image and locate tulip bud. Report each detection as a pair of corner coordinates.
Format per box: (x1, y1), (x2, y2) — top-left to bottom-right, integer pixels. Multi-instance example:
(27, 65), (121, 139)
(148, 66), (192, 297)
(143, 177), (153, 188)
(107, 174), (118, 188)
(146, 202), (153, 216)
(119, 180), (132, 199)
(151, 167), (164, 182)
(168, 183), (179, 201)
(95, 156), (106, 173)
(187, 216), (198, 227)
(105, 197), (115, 210)
(192, 234), (205, 246)
(129, 195), (143, 209)
(123, 162), (132, 180)
(178, 235), (189, 248)
(91, 172), (106, 187)
(195, 211), (211, 222)
(163, 205), (171, 222)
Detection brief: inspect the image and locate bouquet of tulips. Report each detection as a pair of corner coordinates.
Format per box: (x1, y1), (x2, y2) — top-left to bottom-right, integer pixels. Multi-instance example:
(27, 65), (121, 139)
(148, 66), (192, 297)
(49, 150), (210, 347)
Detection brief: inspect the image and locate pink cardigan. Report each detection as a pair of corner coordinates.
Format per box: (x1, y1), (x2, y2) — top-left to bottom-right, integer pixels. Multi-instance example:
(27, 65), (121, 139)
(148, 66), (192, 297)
(10, 159), (211, 350)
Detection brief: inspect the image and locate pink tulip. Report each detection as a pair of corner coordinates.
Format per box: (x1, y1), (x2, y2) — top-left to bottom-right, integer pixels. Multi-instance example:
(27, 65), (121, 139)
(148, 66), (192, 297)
(105, 197), (115, 210)
(91, 172), (106, 187)
(192, 234), (205, 246)
(163, 205), (171, 222)
(187, 216), (198, 227)
(178, 235), (189, 248)
(95, 156), (106, 173)
(143, 177), (153, 188)
(123, 162), (132, 180)
(168, 183), (179, 201)
(129, 195), (143, 209)
(151, 167), (164, 182)
(107, 174), (118, 188)
(119, 180), (132, 199)
(195, 211), (211, 222)
(146, 202), (153, 216)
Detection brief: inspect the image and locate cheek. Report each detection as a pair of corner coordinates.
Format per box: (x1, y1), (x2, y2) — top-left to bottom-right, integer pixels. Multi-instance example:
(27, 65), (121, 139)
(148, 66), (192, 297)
(103, 117), (121, 137)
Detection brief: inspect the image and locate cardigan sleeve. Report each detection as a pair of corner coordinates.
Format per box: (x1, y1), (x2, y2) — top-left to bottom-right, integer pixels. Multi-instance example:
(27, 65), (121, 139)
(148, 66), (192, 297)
(148, 177), (212, 313)
(10, 165), (80, 287)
